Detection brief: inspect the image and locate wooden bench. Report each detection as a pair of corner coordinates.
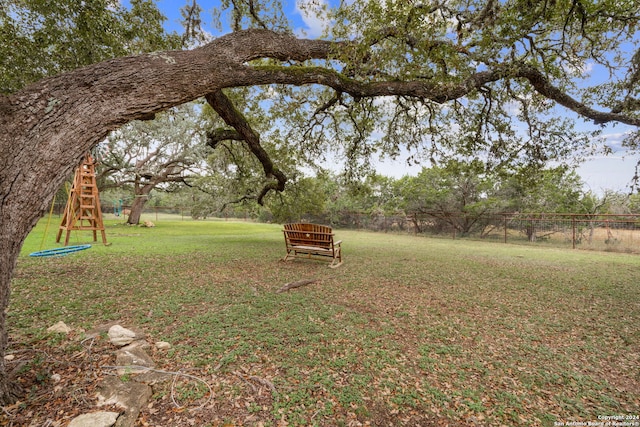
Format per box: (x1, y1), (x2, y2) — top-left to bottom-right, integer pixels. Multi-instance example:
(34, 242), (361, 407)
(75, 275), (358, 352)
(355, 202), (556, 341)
(282, 223), (343, 268)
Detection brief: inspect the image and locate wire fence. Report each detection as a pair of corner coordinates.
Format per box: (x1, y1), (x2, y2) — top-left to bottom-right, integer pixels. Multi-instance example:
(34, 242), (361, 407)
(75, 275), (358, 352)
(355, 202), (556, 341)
(51, 202), (254, 222)
(302, 211), (640, 254)
(50, 201), (640, 254)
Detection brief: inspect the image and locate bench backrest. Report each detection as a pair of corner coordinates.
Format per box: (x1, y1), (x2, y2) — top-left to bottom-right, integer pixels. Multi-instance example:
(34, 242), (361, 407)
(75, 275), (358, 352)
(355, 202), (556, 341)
(283, 223), (334, 249)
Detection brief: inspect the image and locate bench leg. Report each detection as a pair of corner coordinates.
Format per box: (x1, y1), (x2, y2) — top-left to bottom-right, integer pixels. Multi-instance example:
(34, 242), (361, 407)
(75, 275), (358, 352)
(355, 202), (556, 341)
(328, 248), (343, 268)
(283, 249), (343, 268)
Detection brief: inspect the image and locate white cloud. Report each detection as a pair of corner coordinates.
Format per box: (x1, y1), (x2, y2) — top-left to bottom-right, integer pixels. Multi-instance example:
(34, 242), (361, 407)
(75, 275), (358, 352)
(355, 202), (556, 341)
(595, 130), (633, 153)
(294, 0), (331, 38)
(577, 155), (638, 194)
(578, 129), (638, 193)
(581, 61), (595, 75)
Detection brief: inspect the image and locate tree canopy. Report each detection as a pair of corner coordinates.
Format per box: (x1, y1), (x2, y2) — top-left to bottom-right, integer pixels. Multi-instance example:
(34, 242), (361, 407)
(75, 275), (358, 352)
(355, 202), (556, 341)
(98, 103), (208, 224)
(0, 0), (639, 404)
(0, 0), (182, 93)
(190, 0), (640, 204)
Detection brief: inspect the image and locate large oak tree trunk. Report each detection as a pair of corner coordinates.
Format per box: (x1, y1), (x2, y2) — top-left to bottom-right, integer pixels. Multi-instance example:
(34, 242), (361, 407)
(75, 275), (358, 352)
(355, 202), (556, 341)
(127, 193), (150, 225)
(0, 30), (337, 403)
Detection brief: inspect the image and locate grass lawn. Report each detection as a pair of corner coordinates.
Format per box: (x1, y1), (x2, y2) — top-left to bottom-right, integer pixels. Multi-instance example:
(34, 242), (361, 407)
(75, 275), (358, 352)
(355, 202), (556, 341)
(6, 218), (640, 426)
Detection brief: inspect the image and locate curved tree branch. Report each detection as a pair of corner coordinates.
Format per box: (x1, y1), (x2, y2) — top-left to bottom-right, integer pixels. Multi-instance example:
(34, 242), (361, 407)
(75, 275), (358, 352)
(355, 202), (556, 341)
(204, 89), (287, 204)
(2, 28), (638, 236)
(513, 63), (640, 126)
(206, 128), (243, 148)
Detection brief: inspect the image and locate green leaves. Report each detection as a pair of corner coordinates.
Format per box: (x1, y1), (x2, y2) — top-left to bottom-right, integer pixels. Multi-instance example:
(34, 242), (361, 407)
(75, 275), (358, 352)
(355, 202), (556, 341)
(97, 102), (207, 220)
(0, 0), (180, 93)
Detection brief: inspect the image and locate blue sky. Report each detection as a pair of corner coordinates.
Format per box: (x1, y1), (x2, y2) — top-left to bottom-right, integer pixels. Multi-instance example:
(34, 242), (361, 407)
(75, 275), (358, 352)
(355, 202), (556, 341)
(149, 0), (638, 194)
(154, 0), (320, 36)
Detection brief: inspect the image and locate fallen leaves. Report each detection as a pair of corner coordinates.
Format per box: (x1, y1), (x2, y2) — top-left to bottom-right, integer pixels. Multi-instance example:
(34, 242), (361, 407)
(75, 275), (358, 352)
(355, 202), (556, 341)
(6, 224), (640, 426)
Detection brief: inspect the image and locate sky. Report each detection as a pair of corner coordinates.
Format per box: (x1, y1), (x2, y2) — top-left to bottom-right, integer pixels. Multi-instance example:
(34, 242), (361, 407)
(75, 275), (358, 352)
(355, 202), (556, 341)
(149, 0), (639, 195)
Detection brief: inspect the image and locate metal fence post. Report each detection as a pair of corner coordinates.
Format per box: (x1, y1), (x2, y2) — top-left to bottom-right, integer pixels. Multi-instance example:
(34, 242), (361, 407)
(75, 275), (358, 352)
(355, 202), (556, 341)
(504, 214), (508, 244)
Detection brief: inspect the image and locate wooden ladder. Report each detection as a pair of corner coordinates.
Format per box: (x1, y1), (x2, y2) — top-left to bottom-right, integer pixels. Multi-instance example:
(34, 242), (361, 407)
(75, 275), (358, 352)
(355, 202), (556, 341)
(56, 154), (108, 246)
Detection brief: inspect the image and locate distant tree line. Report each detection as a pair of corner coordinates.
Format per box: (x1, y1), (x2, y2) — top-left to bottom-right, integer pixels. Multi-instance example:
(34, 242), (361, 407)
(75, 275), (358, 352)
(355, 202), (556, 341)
(95, 156), (640, 230)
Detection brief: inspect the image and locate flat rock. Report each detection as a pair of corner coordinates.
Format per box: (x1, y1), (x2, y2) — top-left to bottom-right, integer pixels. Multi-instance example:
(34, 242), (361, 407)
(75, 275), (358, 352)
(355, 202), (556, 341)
(47, 321), (71, 334)
(133, 369), (174, 386)
(115, 341), (155, 375)
(108, 325), (137, 346)
(155, 341), (171, 350)
(124, 339), (151, 351)
(84, 321), (121, 339)
(96, 376), (152, 427)
(67, 411), (119, 427)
